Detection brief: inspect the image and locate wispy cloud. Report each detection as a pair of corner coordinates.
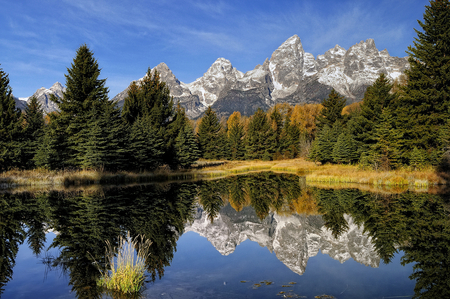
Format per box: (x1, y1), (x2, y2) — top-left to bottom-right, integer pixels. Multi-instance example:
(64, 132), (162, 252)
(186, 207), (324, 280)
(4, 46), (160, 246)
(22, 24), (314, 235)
(188, 0), (232, 16)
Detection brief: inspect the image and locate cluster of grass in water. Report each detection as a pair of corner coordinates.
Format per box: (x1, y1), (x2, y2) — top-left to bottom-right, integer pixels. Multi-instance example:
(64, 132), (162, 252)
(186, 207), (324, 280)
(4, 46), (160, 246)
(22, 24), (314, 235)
(95, 232), (151, 296)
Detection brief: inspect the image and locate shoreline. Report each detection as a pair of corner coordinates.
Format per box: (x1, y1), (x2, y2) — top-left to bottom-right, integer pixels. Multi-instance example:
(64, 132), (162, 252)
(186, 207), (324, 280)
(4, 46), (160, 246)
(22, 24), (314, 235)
(1, 159), (448, 191)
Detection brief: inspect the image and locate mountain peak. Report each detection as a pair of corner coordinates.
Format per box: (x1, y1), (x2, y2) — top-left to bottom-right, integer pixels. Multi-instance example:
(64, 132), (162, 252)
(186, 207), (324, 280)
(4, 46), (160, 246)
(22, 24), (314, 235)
(50, 82), (64, 91)
(284, 34), (301, 45)
(155, 62), (169, 70)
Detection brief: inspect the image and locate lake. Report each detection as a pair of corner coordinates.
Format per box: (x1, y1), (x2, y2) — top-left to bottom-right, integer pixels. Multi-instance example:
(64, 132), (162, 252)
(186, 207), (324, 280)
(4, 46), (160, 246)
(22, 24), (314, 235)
(0, 172), (449, 298)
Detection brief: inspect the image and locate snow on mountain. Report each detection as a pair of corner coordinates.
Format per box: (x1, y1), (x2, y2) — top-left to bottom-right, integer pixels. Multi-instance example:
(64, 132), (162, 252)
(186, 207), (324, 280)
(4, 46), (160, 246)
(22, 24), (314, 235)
(25, 82), (65, 113)
(22, 35), (409, 119)
(185, 204), (380, 275)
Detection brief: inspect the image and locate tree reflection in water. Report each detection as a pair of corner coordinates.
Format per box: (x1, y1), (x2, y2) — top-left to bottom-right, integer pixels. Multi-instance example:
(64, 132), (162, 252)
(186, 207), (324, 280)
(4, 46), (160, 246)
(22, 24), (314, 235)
(0, 172), (449, 299)
(314, 188), (450, 299)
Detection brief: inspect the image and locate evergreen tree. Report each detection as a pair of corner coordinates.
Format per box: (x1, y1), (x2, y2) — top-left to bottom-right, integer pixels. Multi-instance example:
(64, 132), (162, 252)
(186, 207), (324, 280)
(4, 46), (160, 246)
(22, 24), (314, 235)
(0, 65), (23, 171)
(410, 146), (428, 171)
(174, 121), (200, 168)
(122, 68), (176, 166)
(368, 108), (403, 170)
(23, 96), (44, 169)
(393, 0), (450, 162)
(280, 112), (301, 159)
(332, 129), (358, 164)
(129, 116), (165, 171)
(348, 73), (396, 158)
(227, 112), (245, 160)
(316, 89), (346, 130)
(269, 106), (283, 149)
(216, 125), (231, 159)
(245, 108), (277, 160)
(49, 45), (110, 168)
(197, 107), (222, 159)
(33, 123), (60, 169)
(122, 69), (174, 128)
(77, 108), (109, 170)
(309, 121), (344, 164)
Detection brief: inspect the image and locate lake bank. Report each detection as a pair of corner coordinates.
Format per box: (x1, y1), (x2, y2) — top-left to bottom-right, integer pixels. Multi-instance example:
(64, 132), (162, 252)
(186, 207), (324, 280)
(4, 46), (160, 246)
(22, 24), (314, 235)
(1, 158), (448, 190)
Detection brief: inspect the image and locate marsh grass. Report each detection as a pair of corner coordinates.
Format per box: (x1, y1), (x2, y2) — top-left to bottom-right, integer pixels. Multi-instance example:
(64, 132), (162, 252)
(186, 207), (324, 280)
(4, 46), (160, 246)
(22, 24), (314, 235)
(96, 232), (151, 295)
(1, 158), (448, 188)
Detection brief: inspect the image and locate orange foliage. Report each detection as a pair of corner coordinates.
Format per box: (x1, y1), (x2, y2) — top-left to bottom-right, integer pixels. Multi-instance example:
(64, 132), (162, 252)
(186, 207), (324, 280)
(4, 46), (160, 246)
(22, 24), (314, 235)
(290, 104), (323, 140)
(342, 101), (362, 115)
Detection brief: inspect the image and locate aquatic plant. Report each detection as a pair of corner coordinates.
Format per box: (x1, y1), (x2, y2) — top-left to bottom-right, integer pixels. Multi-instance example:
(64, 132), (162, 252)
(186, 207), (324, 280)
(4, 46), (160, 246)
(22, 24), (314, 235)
(97, 232), (151, 295)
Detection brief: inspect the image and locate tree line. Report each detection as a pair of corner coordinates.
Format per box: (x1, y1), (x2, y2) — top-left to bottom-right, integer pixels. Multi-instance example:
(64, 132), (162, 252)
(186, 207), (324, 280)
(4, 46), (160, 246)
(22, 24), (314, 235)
(197, 0), (450, 171)
(310, 0), (450, 170)
(0, 45), (200, 172)
(1, 0), (449, 172)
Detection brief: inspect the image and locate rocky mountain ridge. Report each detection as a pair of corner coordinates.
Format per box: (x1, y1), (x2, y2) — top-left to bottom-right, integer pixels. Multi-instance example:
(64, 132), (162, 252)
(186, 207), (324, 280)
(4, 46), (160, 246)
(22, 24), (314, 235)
(185, 204), (379, 275)
(114, 35), (408, 119)
(13, 82), (65, 114)
(19, 35), (409, 119)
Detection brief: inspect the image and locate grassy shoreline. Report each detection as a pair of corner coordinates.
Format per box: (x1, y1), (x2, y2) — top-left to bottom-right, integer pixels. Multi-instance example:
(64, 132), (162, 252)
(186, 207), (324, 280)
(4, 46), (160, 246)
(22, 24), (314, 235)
(1, 158), (448, 190)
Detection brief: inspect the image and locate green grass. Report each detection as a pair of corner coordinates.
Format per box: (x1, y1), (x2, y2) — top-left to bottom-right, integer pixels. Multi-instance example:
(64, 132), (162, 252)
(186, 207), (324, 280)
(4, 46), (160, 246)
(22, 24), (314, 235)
(97, 232), (151, 295)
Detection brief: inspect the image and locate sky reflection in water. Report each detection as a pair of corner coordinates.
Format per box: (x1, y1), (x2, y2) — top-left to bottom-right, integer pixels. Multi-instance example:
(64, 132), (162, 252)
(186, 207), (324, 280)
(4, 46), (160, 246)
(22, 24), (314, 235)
(1, 172), (448, 298)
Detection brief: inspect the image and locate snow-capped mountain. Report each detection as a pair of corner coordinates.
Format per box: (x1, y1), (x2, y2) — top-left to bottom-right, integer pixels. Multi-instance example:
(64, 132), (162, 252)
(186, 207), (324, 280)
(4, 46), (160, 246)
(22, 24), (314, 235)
(185, 204), (379, 275)
(15, 82), (66, 113)
(19, 35), (408, 119)
(114, 35), (409, 119)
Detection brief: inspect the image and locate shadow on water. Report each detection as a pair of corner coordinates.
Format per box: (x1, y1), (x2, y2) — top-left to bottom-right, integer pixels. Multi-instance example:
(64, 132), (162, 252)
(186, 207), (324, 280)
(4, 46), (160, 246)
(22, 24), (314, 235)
(0, 172), (449, 298)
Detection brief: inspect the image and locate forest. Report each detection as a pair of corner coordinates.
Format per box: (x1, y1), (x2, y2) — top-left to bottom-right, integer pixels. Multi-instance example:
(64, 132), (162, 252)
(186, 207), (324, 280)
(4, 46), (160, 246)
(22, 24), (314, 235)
(0, 0), (449, 173)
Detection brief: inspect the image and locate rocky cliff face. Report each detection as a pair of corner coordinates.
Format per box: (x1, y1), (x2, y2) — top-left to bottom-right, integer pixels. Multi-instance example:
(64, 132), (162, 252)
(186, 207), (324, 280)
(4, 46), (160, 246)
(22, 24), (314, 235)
(22, 35), (408, 119)
(185, 204), (379, 275)
(114, 35), (408, 119)
(16, 82), (65, 113)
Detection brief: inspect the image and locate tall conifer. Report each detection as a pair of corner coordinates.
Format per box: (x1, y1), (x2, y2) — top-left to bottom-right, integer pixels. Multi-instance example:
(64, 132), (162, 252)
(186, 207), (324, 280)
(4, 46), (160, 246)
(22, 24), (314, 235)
(348, 73), (396, 158)
(394, 0), (450, 162)
(197, 107), (222, 159)
(227, 112), (245, 160)
(245, 108), (275, 160)
(316, 89), (346, 130)
(0, 65), (23, 171)
(49, 45), (110, 168)
(23, 96), (44, 169)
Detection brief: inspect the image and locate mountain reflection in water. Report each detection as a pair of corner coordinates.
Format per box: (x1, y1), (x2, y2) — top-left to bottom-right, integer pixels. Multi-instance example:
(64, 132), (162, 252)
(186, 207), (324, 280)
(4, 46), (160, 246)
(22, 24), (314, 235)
(0, 172), (449, 299)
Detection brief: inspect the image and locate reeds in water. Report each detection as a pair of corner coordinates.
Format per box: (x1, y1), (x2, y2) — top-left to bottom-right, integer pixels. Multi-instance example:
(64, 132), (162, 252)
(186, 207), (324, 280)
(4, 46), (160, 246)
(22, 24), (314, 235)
(97, 232), (151, 295)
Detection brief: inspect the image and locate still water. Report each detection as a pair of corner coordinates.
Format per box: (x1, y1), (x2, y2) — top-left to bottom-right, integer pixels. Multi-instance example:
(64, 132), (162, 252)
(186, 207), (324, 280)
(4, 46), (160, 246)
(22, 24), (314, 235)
(0, 172), (449, 298)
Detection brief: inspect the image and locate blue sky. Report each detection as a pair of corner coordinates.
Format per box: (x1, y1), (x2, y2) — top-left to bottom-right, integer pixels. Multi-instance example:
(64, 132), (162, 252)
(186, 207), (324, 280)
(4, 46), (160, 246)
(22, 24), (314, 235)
(1, 0), (430, 98)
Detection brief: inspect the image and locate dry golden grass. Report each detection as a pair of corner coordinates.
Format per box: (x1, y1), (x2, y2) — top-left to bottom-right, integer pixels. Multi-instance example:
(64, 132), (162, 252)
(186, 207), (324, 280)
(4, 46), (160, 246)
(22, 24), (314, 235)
(1, 158), (448, 189)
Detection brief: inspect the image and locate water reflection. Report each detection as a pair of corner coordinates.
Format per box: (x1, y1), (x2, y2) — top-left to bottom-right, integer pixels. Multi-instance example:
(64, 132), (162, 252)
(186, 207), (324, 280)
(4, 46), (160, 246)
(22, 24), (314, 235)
(314, 189), (450, 299)
(0, 183), (198, 298)
(0, 173), (449, 298)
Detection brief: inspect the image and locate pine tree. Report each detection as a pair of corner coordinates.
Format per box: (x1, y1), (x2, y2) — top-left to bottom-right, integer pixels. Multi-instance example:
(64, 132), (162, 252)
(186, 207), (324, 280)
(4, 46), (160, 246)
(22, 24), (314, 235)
(129, 116), (165, 171)
(281, 112), (301, 159)
(369, 108), (404, 170)
(316, 89), (346, 130)
(269, 106), (283, 149)
(244, 108), (275, 160)
(23, 96), (44, 169)
(122, 69), (174, 128)
(332, 129), (358, 164)
(410, 146), (428, 171)
(49, 45), (110, 168)
(309, 121), (343, 164)
(174, 121), (200, 168)
(197, 107), (222, 159)
(0, 65), (23, 171)
(394, 0), (450, 162)
(227, 112), (245, 160)
(78, 112), (108, 170)
(33, 124), (61, 169)
(348, 73), (396, 158)
(122, 68), (176, 166)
